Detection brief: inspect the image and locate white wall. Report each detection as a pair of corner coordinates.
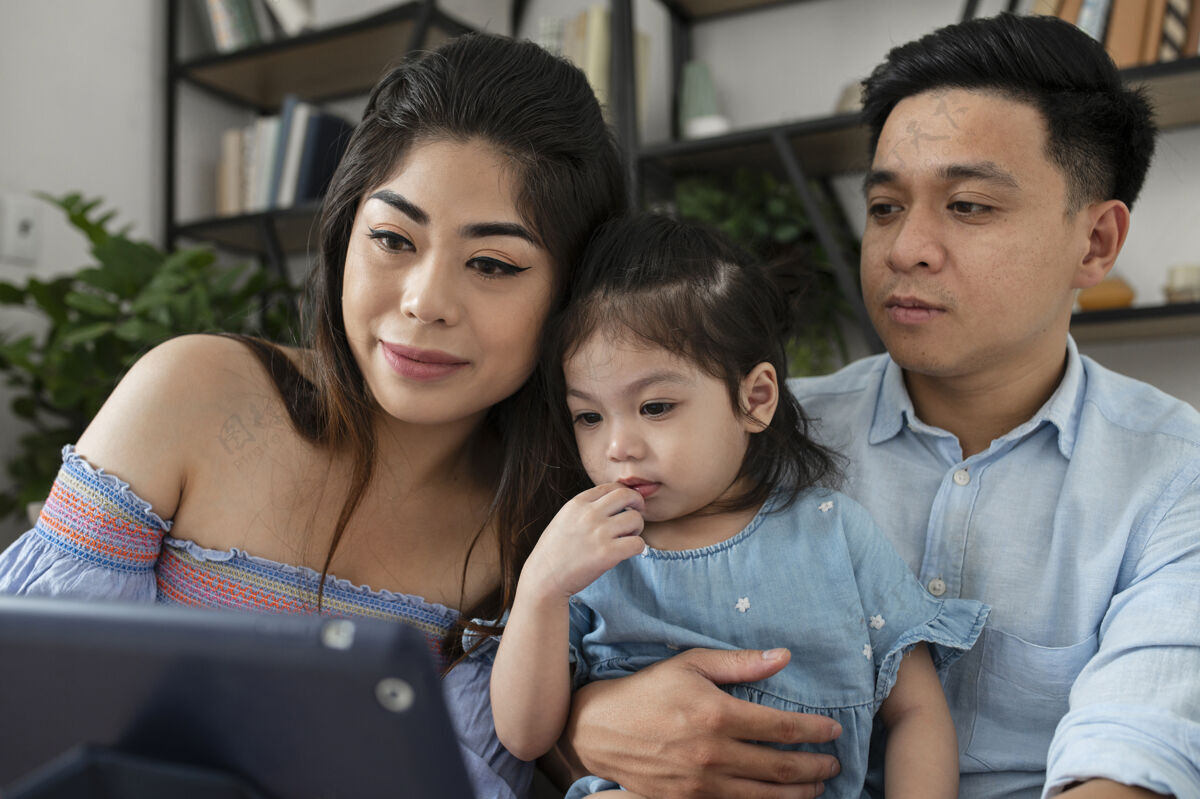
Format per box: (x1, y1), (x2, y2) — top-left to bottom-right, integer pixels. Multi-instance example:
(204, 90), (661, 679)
(0, 0), (1196, 542)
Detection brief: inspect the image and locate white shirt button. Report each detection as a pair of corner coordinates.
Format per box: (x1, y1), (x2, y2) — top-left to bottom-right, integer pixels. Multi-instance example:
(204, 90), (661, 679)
(953, 469), (970, 486)
(927, 577), (947, 596)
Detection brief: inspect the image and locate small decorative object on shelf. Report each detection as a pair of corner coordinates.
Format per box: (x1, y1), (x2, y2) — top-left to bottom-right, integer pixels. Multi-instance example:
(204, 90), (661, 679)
(1165, 263), (1200, 303)
(679, 60), (731, 140)
(1078, 275), (1136, 311)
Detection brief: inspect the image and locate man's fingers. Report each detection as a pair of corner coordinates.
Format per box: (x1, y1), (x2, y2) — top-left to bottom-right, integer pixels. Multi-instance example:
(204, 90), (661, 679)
(716, 696), (842, 748)
(676, 646), (793, 686)
(720, 738), (840, 784)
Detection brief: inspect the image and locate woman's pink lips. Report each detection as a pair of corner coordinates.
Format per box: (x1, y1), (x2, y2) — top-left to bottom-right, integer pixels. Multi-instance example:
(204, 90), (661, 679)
(381, 342), (468, 381)
(885, 296), (945, 325)
(619, 479), (660, 498)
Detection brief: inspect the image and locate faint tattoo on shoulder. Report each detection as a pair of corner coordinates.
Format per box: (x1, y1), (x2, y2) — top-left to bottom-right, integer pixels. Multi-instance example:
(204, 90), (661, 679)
(218, 414), (256, 454)
(248, 398), (287, 431)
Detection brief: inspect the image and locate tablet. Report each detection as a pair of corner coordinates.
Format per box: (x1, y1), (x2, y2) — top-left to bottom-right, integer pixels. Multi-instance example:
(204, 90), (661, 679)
(0, 595), (474, 799)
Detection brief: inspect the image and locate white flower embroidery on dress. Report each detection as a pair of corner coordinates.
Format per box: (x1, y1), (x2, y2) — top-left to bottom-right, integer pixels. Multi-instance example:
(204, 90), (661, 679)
(869, 615), (885, 630)
(641, 544), (650, 557)
(862, 643), (873, 659)
(735, 597), (751, 613)
(819, 500), (834, 513)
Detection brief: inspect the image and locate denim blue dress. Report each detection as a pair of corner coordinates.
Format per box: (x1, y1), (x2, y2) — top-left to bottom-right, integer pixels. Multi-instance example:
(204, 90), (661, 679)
(564, 488), (988, 798)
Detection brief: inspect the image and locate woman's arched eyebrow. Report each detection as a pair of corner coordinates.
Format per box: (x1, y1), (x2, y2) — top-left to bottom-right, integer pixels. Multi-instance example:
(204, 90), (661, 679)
(367, 189), (537, 244)
(369, 190), (427, 224)
(461, 221), (538, 245)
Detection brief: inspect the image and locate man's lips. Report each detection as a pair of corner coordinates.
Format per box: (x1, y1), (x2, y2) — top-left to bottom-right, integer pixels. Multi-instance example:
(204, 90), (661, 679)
(618, 478), (660, 498)
(380, 342), (468, 380)
(884, 295), (946, 324)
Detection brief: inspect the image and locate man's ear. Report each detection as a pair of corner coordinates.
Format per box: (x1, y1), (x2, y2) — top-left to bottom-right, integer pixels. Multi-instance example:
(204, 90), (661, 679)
(740, 362), (779, 432)
(1073, 200), (1131, 289)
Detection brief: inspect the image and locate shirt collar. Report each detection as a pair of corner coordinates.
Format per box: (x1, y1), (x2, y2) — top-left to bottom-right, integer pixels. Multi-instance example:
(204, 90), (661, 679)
(868, 337), (1086, 458)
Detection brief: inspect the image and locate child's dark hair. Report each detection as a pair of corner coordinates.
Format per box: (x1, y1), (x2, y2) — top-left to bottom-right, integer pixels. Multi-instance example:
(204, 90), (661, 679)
(861, 12), (1156, 211)
(544, 213), (840, 512)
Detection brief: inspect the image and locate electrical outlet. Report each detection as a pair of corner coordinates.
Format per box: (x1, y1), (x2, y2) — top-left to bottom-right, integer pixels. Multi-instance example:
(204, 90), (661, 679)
(0, 192), (41, 264)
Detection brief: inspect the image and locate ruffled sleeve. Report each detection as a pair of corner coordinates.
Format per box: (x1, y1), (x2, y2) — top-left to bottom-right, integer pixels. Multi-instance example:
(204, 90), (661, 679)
(0, 445), (167, 602)
(833, 491), (989, 703)
(446, 635), (534, 799)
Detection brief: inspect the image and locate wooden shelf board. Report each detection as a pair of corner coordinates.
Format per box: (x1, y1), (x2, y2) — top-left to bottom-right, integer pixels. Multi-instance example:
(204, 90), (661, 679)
(1124, 55), (1200, 130)
(177, 5), (470, 110)
(639, 112), (869, 178)
(661, 0), (804, 20)
(174, 205), (321, 256)
(1070, 302), (1200, 342)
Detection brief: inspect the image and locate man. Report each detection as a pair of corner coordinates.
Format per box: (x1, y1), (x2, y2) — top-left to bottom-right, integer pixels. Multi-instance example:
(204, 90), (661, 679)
(561, 13), (1199, 799)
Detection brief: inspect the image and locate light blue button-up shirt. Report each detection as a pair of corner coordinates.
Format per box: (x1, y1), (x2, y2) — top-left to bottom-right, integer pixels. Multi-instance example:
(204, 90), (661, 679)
(790, 338), (1200, 799)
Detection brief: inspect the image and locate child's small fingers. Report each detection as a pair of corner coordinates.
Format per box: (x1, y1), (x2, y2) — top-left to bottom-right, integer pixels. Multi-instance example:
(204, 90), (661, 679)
(611, 534), (646, 562)
(593, 482), (645, 515)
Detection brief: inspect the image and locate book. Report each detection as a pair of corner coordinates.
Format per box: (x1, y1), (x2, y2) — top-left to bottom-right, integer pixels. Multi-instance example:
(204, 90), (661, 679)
(1075, 0), (1113, 40)
(248, 114), (281, 212)
(1056, 0), (1086, 24)
(228, 0), (262, 45)
(582, 4), (611, 111)
(276, 101), (315, 208)
(247, 0), (279, 43)
(262, 0), (313, 37)
(216, 127), (244, 216)
(1158, 0), (1192, 59)
(1029, 0), (1062, 15)
(1187, 0), (1200, 56)
(1140, 0), (1169, 63)
(266, 94), (300, 208)
(293, 111), (355, 204)
(1105, 0), (1150, 67)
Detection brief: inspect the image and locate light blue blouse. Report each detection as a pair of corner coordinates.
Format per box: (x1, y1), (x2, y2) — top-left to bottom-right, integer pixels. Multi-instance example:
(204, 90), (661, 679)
(562, 489), (989, 798)
(790, 338), (1200, 798)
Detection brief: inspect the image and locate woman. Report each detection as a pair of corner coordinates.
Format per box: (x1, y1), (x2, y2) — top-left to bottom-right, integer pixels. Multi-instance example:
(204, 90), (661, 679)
(0, 33), (625, 798)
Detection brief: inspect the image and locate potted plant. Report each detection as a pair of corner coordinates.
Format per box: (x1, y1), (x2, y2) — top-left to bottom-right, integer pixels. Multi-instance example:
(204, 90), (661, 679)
(0, 193), (298, 524)
(671, 168), (857, 376)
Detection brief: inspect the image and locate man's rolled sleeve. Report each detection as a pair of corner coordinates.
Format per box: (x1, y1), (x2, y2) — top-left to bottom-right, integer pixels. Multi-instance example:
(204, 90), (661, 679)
(1044, 474), (1200, 798)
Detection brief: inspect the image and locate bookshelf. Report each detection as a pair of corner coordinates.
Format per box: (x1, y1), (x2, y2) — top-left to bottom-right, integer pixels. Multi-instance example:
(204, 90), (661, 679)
(165, 0), (474, 272)
(612, 2), (1200, 347)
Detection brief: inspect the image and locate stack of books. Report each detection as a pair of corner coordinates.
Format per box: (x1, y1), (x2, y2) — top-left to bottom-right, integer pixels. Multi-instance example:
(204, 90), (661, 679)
(216, 95), (355, 217)
(1041, 0), (1200, 67)
(194, 0), (314, 54)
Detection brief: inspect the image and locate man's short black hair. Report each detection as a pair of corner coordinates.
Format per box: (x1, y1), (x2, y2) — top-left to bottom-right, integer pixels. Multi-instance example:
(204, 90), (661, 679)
(861, 13), (1157, 210)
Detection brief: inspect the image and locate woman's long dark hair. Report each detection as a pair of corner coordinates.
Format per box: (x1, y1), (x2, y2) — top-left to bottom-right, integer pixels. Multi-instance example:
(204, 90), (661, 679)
(229, 33), (626, 665)
(542, 213), (840, 513)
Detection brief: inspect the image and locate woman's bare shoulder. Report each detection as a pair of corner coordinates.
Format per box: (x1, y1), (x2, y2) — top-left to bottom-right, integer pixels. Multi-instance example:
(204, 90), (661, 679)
(74, 334), (310, 519)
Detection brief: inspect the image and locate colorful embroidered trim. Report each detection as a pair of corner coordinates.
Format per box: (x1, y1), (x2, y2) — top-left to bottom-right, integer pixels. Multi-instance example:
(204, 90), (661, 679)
(157, 546), (455, 669)
(34, 454), (164, 573)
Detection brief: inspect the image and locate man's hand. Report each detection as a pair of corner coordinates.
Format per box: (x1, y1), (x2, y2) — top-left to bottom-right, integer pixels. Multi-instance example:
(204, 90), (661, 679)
(562, 647), (842, 799)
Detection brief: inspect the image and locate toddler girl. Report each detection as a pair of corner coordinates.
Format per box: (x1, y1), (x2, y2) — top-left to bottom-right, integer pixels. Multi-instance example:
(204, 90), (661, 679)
(487, 213), (988, 798)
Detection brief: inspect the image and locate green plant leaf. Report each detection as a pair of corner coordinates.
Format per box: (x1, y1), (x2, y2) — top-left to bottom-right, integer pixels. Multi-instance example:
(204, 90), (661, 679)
(59, 321), (115, 347)
(64, 291), (121, 317)
(0, 282), (25, 304)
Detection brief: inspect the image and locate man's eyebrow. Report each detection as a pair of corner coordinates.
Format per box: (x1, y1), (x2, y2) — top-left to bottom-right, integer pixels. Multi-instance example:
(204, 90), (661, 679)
(862, 169), (897, 195)
(939, 162), (1020, 188)
(367, 190), (427, 224)
(567, 371), (693, 401)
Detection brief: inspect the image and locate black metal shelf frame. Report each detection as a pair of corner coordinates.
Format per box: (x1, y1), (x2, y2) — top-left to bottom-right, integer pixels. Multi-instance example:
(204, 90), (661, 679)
(163, 0), (473, 281)
(606, 0), (1200, 349)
